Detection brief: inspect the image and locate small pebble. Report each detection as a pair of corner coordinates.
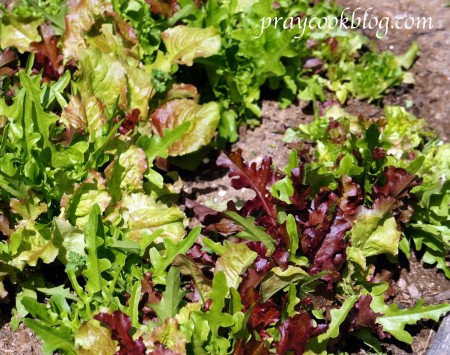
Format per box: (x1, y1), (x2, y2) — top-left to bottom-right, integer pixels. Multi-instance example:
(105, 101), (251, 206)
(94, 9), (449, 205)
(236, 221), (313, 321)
(398, 278), (407, 291)
(408, 284), (421, 299)
(435, 290), (450, 302)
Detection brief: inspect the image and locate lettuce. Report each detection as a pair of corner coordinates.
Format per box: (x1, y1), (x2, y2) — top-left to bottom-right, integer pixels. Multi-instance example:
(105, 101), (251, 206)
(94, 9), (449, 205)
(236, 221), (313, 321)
(0, 14), (42, 53)
(161, 25), (221, 66)
(152, 99), (220, 156)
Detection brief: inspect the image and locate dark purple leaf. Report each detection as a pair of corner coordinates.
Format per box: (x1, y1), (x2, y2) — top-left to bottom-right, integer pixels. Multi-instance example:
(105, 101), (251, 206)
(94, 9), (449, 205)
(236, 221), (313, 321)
(185, 198), (242, 236)
(118, 109), (140, 135)
(217, 150), (277, 222)
(309, 215), (351, 285)
(277, 312), (326, 355)
(94, 310), (145, 355)
(139, 273), (162, 322)
(0, 48), (18, 77)
(374, 166), (421, 199)
(340, 176), (362, 216)
(351, 295), (385, 338)
(30, 24), (64, 80)
(234, 338), (268, 355)
(248, 299), (280, 336)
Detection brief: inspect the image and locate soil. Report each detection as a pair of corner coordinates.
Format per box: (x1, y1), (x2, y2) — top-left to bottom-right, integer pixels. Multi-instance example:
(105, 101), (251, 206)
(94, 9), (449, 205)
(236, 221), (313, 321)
(0, 309), (43, 354)
(338, 0), (450, 142)
(0, 0), (449, 354)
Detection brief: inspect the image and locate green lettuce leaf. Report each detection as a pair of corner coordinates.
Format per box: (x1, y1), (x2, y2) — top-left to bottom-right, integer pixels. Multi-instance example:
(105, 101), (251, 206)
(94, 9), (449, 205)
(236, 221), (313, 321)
(24, 319), (76, 355)
(150, 227), (200, 278)
(53, 218), (86, 265)
(224, 211), (275, 254)
(81, 205), (111, 295)
(10, 195), (47, 221)
(260, 266), (312, 302)
(61, 171), (111, 228)
(9, 222), (59, 270)
(61, 0), (111, 60)
(152, 99), (220, 156)
(173, 254), (212, 303)
(161, 25), (221, 66)
(215, 242), (257, 289)
(0, 15), (42, 53)
(78, 48), (128, 110)
(105, 145), (148, 195)
(142, 318), (187, 353)
(150, 267), (185, 323)
(351, 215), (401, 258)
(74, 320), (118, 355)
(307, 296), (358, 353)
(382, 106), (425, 153)
(192, 271), (235, 354)
(371, 290), (450, 344)
(120, 193), (187, 243)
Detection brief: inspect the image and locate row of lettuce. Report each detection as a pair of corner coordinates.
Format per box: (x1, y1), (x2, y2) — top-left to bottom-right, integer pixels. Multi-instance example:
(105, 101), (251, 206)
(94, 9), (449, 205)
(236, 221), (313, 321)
(2, 0), (418, 145)
(0, 0), (448, 354)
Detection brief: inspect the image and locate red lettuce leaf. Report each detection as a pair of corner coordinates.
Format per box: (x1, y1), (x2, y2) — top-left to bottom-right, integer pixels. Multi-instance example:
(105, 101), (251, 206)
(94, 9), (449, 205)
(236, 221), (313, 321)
(94, 310), (145, 355)
(248, 299), (280, 337)
(117, 108), (140, 135)
(145, 0), (204, 17)
(145, 0), (179, 17)
(308, 215), (350, 285)
(217, 150), (278, 222)
(140, 272), (162, 322)
(234, 338), (268, 355)
(30, 24), (64, 80)
(374, 166), (421, 199)
(351, 295), (384, 338)
(340, 176), (363, 216)
(277, 311), (327, 355)
(0, 48), (18, 77)
(185, 198), (242, 236)
(372, 166), (421, 223)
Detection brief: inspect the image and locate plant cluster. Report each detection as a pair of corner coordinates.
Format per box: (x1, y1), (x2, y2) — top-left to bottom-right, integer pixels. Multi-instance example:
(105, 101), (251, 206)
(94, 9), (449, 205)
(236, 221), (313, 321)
(0, 0), (448, 354)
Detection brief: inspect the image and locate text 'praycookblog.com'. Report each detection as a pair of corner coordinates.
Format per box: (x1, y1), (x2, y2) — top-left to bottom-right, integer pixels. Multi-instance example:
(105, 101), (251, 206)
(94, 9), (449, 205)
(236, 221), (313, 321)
(255, 7), (433, 39)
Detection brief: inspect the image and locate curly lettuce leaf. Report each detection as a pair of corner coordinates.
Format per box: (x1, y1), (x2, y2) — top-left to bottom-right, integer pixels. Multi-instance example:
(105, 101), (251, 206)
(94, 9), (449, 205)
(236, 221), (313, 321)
(215, 242), (257, 289)
(9, 222), (59, 270)
(351, 214), (401, 258)
(0, 14), (42, 53)
(120, 193), (187, 243)
(74, 320), (118, 355)
(161, 25), (221, 66)
(105, 145), (148, 196)
(152, 99), (220, 156)
(371, 286), (450, 344)
(24, 319), (76, 355)
(61, 0), (112, 60)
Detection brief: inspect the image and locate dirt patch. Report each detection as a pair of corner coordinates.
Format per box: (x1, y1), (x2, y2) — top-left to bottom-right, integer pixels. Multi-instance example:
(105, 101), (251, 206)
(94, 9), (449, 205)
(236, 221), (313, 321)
(0, 311), (43, 354)
(337, 0), (450, 142)
(182, 101), (312, 210)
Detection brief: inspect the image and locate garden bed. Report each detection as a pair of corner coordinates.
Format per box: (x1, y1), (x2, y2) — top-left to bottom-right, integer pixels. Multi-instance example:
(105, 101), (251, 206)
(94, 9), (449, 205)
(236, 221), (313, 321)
(0, 0), (449, 354)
